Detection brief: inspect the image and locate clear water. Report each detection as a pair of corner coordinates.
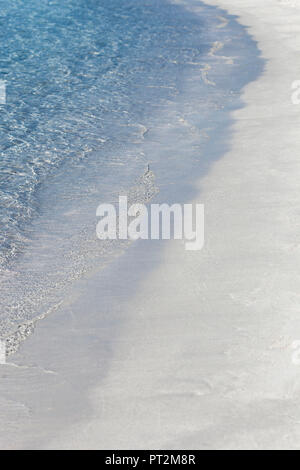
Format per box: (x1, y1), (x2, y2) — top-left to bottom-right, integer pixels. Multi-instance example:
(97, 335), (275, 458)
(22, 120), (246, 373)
(0, 0), (263, 345)
(0, 0), (209, 266)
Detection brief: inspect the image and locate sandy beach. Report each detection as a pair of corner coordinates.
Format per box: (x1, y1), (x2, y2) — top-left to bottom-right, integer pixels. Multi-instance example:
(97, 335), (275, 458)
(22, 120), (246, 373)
(1, 0), (300, 450)
(55, 0), (300, 449)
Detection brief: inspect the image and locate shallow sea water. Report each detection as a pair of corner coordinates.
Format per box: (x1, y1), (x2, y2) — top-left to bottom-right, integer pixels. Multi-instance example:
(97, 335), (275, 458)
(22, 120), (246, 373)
(0, 0), (263, 348)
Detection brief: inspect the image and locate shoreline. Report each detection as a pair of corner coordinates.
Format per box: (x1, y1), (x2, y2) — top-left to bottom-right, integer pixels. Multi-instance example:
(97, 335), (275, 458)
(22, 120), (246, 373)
(1, 0), (299, 450)
(0, 0), (245, 349)
(54, 0), (300, 449)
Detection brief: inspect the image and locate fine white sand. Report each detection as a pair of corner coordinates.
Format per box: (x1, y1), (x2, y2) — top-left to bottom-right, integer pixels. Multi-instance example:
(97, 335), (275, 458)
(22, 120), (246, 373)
(41, 0), (300, 449)
(2, 0), (300, 450)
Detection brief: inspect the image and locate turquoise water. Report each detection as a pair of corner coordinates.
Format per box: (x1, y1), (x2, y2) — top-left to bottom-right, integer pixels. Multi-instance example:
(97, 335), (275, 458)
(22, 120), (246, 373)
(0, 0), (263, 343)
(0, 0), (209, 266)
